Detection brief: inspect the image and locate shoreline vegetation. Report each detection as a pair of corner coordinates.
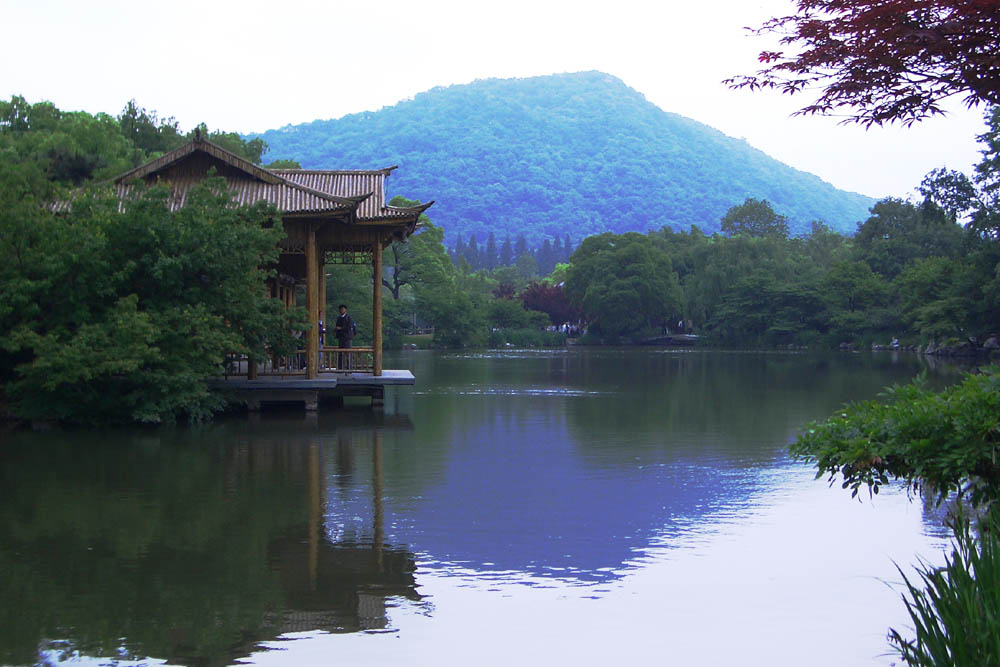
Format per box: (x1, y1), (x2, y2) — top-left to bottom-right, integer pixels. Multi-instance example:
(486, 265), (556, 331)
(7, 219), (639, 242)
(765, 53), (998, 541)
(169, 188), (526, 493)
(1, 95), (998, 427)
(792, 366), (1000, 665)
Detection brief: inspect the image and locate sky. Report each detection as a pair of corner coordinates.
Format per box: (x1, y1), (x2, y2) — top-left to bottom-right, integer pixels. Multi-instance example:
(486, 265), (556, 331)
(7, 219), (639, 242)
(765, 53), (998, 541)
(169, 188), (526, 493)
(1, 0), (990, 200)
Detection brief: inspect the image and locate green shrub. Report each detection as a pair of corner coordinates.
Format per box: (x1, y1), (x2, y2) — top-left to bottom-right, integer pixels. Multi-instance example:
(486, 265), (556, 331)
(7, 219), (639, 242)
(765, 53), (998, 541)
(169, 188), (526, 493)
(790, 366), (1000, 508)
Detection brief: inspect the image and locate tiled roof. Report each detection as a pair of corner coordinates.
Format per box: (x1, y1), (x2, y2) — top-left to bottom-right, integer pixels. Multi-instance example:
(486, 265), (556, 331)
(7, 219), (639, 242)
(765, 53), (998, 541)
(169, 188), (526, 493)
(115, 176), (361, 215)
(113, 138), (432, 222)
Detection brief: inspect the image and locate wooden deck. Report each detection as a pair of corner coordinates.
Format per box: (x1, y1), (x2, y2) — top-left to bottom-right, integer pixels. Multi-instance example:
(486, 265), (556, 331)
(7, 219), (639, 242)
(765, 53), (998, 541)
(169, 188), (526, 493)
(208, 370), (415, 410)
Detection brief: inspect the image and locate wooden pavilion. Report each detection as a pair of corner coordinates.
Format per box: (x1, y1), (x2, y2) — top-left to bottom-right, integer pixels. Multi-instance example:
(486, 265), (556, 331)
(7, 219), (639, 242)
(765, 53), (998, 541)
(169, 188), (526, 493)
(112, 133), (431, 406)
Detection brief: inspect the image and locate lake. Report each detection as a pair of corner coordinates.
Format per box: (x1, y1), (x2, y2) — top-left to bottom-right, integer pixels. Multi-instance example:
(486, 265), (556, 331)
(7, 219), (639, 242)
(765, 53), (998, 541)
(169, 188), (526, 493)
(0, 348), (967, 666)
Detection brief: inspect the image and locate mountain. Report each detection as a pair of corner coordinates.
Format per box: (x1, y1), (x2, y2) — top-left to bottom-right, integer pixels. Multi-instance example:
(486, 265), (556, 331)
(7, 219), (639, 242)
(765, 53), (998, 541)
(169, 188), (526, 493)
(254, 72), (874, 246)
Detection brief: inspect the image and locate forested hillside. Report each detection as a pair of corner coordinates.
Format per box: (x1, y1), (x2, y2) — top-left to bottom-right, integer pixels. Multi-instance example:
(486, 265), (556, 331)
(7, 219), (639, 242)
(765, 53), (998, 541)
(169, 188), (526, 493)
(255, 71), (874, 245)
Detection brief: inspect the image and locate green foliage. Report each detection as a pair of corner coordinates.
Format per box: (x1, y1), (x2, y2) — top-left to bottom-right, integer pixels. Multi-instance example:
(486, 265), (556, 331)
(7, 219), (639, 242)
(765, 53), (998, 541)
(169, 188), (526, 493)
(486, 299), (548, 330)
(254, 72), (874, 246)
(853, 199), (964, 281)
(0, 176), (298, 424)
(117, 99), (185, 162)
(922, 107), (1000, 242)
(894, 257), (979, 339)
(822, 260), (893, 341)
(383, 198), (453, 300)
(324, 263), (372, 343)
(889, 509), (1000, 667)
(565, 232), (682, 340)
(190, 123), (266, 164)
(1, 96), (134, 184)
(790, 367), (1000, 508)
(720, 197), (789, 238)
(265, 158), (302, 169)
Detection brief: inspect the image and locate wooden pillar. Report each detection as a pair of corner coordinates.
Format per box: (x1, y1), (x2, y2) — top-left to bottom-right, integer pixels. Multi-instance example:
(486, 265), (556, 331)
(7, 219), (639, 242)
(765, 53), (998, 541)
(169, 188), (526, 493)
(319, 257), (327, 371)
(319, 257), (327, 331)
(372, 238), (383, 376)
(307, 440), (321, 590)
(373, 429), (384, 570)
(306, 225), (319, 379)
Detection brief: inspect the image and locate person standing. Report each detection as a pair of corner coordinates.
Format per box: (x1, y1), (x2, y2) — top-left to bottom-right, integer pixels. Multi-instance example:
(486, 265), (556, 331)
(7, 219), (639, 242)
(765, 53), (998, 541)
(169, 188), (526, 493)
(334, 304), (355, 370)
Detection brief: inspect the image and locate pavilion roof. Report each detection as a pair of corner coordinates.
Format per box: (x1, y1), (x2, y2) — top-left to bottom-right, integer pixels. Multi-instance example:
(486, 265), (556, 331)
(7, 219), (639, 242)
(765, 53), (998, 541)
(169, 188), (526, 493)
(112, 135), (433, 225)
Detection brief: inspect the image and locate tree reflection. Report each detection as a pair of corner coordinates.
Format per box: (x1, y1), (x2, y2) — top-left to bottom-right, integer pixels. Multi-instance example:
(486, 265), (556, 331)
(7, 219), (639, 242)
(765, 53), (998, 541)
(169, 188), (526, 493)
(0, 416), (421, 666)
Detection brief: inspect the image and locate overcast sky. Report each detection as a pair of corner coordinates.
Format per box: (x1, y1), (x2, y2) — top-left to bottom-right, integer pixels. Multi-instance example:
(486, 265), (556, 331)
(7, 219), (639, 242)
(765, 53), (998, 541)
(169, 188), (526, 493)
(1, 0), (989, 200)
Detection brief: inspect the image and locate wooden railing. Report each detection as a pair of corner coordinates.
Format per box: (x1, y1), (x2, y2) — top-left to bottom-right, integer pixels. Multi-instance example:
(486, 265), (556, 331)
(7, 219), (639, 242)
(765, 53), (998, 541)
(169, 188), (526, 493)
(318, 346), (374, 373)
(224, 348), (374, 377)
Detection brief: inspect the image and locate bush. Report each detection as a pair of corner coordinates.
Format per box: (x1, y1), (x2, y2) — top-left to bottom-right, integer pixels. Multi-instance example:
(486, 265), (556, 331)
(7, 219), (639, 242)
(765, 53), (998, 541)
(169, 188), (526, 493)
(790, 366), (1000, 508)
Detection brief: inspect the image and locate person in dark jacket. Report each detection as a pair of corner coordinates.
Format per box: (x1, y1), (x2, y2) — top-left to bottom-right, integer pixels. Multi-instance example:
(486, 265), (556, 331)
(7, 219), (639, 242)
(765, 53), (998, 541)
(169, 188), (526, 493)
(334, 304), (355, 370)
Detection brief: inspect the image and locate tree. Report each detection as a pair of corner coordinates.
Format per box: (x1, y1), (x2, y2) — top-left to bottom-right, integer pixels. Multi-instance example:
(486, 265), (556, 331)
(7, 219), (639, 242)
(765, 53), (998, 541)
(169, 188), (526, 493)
(187, 123), (267, 164)
(852, 198), (964, 280)
(382, 196), (451, 301)
(486, 298), (541, 330)
(1, 97), (135, 185)
(822, 260), (892, 340)
(499, 235), (514, 266)
(0, 178), (298, 424)
(464, 235), (480, 270)
(727, 0), (1000, 126)
(921, 105), (1000, 240)
(117, 100), (184, 160)
(515, 252), (538, 282)
(483, 232), (498, 270)
(894, 256), (977, 338)
(514, 234), (528, 261)
(521, 282), (579, 324)
(536, 238), (556, 276)
(565, 232), (682, 339)
(266, 158), (302, 169)
(451, 235), (465, 266)
(720, 198), (789, 238)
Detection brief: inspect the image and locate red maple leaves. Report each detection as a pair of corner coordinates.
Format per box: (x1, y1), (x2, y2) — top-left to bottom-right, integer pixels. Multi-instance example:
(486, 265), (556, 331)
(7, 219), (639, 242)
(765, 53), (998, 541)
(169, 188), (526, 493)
(726, 0), (1000, 126)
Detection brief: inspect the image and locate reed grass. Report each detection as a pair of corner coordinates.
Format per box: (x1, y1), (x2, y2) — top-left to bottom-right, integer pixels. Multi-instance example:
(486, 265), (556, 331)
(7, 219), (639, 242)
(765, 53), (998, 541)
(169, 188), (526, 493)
(890, 508), (1000, 666)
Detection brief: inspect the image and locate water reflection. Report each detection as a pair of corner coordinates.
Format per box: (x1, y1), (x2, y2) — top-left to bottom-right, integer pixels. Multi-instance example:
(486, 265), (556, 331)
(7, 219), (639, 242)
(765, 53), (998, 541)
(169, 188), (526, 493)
(0, 349), (970, 666)
(384, 349), (957, 581)
(0, 416), (422, 666)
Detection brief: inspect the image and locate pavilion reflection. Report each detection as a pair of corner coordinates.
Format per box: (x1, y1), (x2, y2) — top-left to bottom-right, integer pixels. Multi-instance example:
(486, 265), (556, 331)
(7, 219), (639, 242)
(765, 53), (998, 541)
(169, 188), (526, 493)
(261, 428), (419, 639)
(0, 415), (422, 667)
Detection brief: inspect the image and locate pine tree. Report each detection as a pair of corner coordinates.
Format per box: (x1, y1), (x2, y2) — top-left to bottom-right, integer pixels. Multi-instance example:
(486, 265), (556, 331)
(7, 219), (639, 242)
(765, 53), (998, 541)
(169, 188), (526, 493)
(484, 232), (498, 270)
(499, 235), (514, 267)
(464, 235), (480, 270)
(514, 234), (528, 261)
(537, 238), (555, 276)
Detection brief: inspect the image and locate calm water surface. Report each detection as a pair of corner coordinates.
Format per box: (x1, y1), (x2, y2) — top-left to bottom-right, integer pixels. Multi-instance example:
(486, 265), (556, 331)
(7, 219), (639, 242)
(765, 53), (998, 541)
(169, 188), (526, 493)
(0, 349), (967, 666)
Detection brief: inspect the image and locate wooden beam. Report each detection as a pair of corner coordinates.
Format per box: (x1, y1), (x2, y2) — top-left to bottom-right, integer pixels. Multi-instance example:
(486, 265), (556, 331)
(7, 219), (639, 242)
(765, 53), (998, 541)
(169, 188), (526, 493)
(306, 224), (319, 379)
(373, 236), (383, 376)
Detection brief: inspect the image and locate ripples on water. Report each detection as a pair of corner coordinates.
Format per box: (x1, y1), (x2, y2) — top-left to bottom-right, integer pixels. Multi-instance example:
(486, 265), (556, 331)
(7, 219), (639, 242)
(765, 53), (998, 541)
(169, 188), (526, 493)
(0, 349), (964, 666)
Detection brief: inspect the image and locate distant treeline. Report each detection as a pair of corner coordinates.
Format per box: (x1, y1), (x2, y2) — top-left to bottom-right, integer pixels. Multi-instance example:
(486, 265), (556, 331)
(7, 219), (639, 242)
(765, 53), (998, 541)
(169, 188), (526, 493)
(568, 195), (998, 346)
(449, 233), (575, 275)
